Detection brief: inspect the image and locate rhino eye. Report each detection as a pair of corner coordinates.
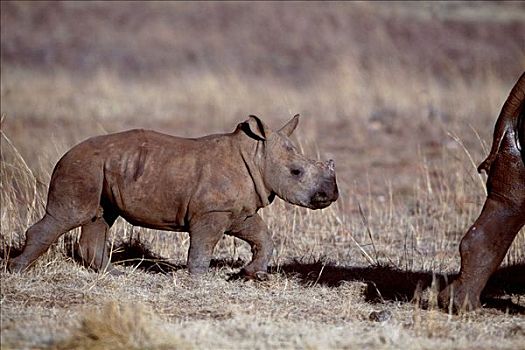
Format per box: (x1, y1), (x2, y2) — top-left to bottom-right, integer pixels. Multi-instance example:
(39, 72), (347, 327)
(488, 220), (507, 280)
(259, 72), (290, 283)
(290, 168), (303, 177)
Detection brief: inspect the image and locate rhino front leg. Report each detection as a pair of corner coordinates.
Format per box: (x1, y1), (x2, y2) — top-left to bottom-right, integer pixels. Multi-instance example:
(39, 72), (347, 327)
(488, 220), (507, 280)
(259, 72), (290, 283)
(439, 197), (524, 311)
(187, 213), (230, 275)
(78, 214), (121, 275)
(232, 214), (273, 280)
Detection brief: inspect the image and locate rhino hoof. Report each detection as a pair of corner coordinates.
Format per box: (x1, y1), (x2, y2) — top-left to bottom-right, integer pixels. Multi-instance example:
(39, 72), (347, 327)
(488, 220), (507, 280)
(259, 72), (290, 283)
(106, 267), (125, 277)
(253, 271), (270, 281)
(188, 266), (209, 275)
(369, 310), (392, 322)
(438, 284), (481, 313)
(7, 259), (28, 273)
(228, 269), (270, 281)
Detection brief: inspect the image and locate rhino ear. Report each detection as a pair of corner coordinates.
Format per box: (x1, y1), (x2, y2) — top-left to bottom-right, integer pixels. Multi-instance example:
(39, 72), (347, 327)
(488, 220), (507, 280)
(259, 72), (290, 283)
(242, 115), (270, 141)
(278, 114), (300, 136)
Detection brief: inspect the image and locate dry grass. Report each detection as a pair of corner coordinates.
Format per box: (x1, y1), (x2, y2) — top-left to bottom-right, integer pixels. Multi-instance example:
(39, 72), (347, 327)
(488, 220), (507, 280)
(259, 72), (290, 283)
(51, 302), (191, 350)
(1, 2), (525, 349)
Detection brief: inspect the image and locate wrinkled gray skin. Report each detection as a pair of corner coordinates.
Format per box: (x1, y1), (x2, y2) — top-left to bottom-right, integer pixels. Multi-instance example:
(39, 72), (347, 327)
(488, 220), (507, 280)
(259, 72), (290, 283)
(8, 115), (338, 278)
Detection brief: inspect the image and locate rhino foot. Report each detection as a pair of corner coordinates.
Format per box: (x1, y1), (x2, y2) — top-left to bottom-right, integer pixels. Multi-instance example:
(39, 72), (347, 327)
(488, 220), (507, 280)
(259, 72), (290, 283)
(7, 257), (29, 273)
(188, 265), (209, 275)
(104, 266), (125, 277)
(253, 271), (270, 281)
(227, 269), (270, 282)
(241, 268), (270, 281)
(438, 282), (482, 313)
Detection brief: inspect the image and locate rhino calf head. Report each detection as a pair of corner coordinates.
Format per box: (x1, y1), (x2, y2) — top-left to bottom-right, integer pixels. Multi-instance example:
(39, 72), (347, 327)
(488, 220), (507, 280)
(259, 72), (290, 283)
(242, 114), (339, 209)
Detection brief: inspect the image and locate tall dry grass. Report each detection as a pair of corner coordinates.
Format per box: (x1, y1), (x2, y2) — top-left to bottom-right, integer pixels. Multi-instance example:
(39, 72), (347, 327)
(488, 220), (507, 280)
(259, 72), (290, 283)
(2, 65), (523, 271)
(1, 2), (524, 349)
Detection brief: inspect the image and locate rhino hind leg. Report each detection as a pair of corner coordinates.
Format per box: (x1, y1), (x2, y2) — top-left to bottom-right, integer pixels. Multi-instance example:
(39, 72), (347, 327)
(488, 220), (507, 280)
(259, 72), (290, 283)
(77, 212), (121, 275)
(7, 214), (75, 272)
(9, 158), (106, 273)
(232, 214), (273, 280)
(438, 197), (524, 312)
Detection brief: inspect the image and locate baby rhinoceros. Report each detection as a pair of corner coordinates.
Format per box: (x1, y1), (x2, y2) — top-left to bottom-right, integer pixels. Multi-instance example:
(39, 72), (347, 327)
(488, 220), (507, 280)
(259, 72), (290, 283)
(8, 115), (338, 278)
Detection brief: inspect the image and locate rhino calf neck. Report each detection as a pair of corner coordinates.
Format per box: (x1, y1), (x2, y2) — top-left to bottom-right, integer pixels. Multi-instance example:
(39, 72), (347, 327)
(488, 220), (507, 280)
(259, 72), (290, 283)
(438, 72), (525, 312)
(8, 115), (338, 278)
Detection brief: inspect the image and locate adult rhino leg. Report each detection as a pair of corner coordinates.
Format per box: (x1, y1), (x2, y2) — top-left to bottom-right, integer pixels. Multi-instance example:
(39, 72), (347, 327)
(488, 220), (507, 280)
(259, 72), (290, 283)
(78, 211), (121, 275)
(187, 212), (230, 275)
(439, 197), (524, 311)
(7, 214), (76, 272)
(232, 214), (273, 280)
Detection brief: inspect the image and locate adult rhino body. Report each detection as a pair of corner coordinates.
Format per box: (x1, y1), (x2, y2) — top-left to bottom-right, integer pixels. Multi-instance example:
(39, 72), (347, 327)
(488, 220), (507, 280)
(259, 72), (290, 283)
(438, 72), (525, 311)
(8, 115), (338, 277)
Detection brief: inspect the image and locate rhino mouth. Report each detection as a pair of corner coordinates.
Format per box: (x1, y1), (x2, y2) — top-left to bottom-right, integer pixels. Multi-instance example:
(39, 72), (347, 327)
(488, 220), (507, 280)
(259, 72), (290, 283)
(309, 198), (335, 209)
(282, 194), (336, 210)
(308, 188), (338, 209)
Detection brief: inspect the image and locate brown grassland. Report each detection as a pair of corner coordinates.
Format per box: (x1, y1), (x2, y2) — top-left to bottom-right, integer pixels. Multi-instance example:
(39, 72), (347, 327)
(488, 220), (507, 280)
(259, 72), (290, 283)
(1, 2), (525, 349)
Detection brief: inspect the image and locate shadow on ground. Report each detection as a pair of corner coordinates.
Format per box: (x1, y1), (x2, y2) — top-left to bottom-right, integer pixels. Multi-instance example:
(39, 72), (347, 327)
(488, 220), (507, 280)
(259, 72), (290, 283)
(107, 239), (246, 274)
(272, 259), (525, 314)
(3, 239), (523, 314)
(107, 240), (524, 314)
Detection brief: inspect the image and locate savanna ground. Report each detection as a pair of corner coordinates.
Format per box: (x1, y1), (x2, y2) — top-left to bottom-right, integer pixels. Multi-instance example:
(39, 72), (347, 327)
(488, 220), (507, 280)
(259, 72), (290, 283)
(1, 2), (525, 349)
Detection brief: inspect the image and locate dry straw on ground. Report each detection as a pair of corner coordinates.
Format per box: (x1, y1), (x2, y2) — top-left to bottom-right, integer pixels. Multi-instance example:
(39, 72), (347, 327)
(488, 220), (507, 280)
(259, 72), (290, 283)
(1, 2), (524, 349)
(51, 302), (191, 350)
